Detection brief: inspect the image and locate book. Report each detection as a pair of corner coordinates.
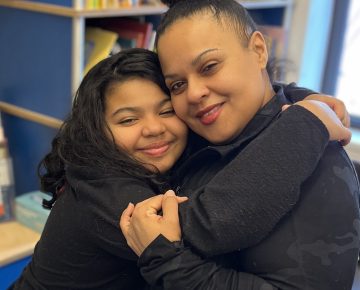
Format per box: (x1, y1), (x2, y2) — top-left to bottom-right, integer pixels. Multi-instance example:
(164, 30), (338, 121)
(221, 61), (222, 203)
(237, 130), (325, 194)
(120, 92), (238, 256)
(148, 30), (157, 51)
(15, 191), (50, 233)
(92, 18), (154, 49)
(84, 27), (118, 75)
(258, 25), (286, 60)
(117, 29), (144, 49)
(0, 127), (15, 223)
(258, 25), (287, 80)
(117, 36), (138, 50)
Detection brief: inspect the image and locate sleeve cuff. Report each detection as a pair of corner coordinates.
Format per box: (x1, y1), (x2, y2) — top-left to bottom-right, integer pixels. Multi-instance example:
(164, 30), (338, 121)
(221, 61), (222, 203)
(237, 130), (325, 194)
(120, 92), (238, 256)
(138, 235), (183, 268)
(280, 82), (318, 103)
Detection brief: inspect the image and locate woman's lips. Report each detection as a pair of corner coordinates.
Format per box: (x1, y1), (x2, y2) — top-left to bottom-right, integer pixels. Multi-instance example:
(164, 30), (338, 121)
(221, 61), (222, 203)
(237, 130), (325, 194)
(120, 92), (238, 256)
(196, 103), (223, 125)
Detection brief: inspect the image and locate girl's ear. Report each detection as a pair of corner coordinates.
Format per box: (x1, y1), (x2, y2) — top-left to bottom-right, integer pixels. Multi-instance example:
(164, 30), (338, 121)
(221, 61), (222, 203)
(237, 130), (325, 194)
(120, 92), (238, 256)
(248, 31), (268, 69)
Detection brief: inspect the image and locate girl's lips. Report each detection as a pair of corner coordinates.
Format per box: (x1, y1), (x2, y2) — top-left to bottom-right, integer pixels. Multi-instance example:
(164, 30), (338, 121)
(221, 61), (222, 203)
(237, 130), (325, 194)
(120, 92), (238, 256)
(197, 103), (223, 125)
(140, 143), (170, 157)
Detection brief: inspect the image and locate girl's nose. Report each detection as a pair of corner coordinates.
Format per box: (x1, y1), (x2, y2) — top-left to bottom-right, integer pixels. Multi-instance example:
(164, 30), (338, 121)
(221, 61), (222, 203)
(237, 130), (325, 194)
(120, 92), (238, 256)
(142, 116), (166, 137)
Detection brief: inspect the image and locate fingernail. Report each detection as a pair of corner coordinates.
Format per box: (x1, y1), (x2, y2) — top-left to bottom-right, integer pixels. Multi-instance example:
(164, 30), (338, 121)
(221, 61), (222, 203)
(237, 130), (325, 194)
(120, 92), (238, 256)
(165, 190), (175, 196)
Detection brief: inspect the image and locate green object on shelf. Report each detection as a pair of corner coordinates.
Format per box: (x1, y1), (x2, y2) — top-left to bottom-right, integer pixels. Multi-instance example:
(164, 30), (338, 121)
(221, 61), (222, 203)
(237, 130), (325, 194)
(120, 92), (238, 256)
(15, 191), (50, 233)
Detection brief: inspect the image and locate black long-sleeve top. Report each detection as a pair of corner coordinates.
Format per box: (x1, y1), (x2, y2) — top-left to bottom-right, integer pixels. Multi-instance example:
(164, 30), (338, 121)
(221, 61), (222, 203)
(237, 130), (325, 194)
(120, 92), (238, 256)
(10, 84), (335, 290)
(138, 86), (360, 290)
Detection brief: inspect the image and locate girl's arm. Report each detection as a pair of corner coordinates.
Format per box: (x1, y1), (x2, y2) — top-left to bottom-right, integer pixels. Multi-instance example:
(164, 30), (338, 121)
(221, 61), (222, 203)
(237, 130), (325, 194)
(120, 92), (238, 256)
(281, 82), (350, 127)
(178, 102), (349, 256)
(121, 139), (359, 290)
(122, 101), (349, 257)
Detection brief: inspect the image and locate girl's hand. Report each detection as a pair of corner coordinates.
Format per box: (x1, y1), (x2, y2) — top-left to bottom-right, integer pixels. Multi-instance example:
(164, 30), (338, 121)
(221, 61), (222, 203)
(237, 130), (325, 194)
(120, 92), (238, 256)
(304, 94), (350, 128)
(120, 190), (187, 256)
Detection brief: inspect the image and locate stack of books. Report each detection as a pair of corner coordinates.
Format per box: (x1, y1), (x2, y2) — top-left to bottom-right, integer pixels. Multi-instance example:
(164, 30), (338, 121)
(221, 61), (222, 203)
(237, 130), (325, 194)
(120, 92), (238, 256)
(84, 18), (157, 74)
(84, 0), (162, 9)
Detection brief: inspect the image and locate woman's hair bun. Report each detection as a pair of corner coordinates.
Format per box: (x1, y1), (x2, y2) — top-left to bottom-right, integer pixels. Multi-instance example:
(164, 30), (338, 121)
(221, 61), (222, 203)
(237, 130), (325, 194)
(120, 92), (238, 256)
(160, 0), (184, 8)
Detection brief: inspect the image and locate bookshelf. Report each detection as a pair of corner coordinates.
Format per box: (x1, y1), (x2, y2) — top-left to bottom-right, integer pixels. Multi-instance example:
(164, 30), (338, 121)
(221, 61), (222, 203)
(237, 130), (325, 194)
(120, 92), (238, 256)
(0, 0), (294, 195)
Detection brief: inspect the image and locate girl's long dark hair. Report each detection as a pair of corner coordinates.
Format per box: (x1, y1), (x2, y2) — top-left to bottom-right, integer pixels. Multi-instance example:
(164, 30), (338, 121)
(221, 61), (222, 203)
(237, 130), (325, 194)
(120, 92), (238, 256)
(40, 48), (170, 209)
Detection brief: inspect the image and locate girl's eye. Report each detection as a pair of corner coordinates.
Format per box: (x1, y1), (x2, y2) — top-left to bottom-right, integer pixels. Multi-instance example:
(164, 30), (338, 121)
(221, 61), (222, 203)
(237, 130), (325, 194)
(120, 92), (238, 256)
(118, 118), (137, 126)
(160, 108), (175, 116)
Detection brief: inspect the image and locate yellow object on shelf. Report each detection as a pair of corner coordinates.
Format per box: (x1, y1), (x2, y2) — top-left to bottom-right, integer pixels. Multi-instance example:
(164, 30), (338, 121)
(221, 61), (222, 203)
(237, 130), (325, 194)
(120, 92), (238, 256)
(84, 27), (118, 75)
(0, 221), (40, 267)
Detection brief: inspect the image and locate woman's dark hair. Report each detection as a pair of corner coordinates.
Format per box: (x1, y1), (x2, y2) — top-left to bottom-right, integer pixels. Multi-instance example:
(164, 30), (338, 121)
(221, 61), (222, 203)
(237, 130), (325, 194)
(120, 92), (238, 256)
(158, 0), (277, 82)
(40, 48), (169, 209)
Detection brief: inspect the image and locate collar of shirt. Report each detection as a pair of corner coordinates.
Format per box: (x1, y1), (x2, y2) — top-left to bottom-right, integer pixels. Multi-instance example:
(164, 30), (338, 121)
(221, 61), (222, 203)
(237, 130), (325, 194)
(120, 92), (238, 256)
(188, 84), (290, 160)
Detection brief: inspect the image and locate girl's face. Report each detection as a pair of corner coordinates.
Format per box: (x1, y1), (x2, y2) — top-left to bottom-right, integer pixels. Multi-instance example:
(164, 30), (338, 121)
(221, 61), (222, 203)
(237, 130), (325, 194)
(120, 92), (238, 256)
(105, 78), (188, 173)
(157, 13), (273, 144)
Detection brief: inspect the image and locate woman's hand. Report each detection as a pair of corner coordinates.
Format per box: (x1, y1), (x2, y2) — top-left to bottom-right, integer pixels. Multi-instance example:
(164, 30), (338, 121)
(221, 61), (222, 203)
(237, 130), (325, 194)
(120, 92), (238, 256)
(304, 94), (350, 128)
(120, 190), (187, 256)
(283, 100), (352, 145)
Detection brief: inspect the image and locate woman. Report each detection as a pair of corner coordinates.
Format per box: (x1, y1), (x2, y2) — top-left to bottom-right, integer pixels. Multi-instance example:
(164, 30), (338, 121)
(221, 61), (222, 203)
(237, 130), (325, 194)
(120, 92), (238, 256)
(120, 1), (360, 289)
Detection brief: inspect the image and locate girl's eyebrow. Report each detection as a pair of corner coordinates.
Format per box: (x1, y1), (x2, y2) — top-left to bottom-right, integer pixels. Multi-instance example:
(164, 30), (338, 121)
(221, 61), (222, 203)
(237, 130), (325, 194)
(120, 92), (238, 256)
(111, 107), (138, 117)
(164, 48), (219, 81)
(111, 98), (171, 117)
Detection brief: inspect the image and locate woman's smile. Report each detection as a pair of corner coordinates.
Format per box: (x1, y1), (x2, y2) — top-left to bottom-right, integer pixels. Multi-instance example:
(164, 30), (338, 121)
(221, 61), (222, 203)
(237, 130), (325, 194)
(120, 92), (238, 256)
(196, 103), (224, 125)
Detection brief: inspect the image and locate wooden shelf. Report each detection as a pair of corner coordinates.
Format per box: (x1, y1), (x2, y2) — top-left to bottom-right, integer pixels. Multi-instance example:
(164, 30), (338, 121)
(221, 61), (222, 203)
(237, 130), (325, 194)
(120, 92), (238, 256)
(0, 0), (292, 18)
(240, 0), (292, 9)
(0, 221), (40, 266)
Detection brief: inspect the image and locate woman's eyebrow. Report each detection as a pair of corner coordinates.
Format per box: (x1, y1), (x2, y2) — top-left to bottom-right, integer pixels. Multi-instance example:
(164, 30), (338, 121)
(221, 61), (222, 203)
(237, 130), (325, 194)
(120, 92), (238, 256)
(164, 48), (219, 81)
(191, 48), (219, 66)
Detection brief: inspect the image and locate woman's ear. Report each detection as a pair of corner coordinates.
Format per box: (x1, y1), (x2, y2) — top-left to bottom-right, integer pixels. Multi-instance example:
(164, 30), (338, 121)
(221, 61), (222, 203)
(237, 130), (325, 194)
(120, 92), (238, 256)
(248, 31), (268, 69)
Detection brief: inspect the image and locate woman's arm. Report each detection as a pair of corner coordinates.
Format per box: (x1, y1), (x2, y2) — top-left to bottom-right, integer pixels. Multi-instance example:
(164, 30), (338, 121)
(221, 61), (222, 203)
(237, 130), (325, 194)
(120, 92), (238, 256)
(139, 235), (278, 290)
(121, 192), (279, 290)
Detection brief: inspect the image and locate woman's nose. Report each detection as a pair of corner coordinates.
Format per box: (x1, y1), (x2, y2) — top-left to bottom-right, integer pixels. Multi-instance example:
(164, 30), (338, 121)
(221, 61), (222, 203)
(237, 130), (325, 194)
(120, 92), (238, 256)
(186, 78), (210, 104)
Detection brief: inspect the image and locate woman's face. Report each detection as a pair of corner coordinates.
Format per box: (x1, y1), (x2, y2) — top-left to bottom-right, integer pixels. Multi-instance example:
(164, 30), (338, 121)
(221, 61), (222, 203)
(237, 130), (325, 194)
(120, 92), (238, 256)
(105, 78), (188, 173)
(157, 13), (273, 144)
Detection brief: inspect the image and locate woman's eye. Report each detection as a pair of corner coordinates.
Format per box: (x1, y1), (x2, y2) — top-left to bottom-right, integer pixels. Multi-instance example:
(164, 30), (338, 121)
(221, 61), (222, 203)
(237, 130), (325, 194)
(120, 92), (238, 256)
(202, 62), (217, 74)
(170, 81), (185, 94)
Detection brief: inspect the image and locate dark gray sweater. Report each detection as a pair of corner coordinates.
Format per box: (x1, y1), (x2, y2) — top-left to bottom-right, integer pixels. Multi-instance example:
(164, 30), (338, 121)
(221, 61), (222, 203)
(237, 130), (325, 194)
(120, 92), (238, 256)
(139, 86), (360, 290)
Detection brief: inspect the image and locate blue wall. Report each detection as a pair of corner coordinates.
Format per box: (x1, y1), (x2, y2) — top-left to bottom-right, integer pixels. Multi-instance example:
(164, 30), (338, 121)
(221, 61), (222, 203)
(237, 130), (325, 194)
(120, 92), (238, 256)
(0, 8), (73, 194)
